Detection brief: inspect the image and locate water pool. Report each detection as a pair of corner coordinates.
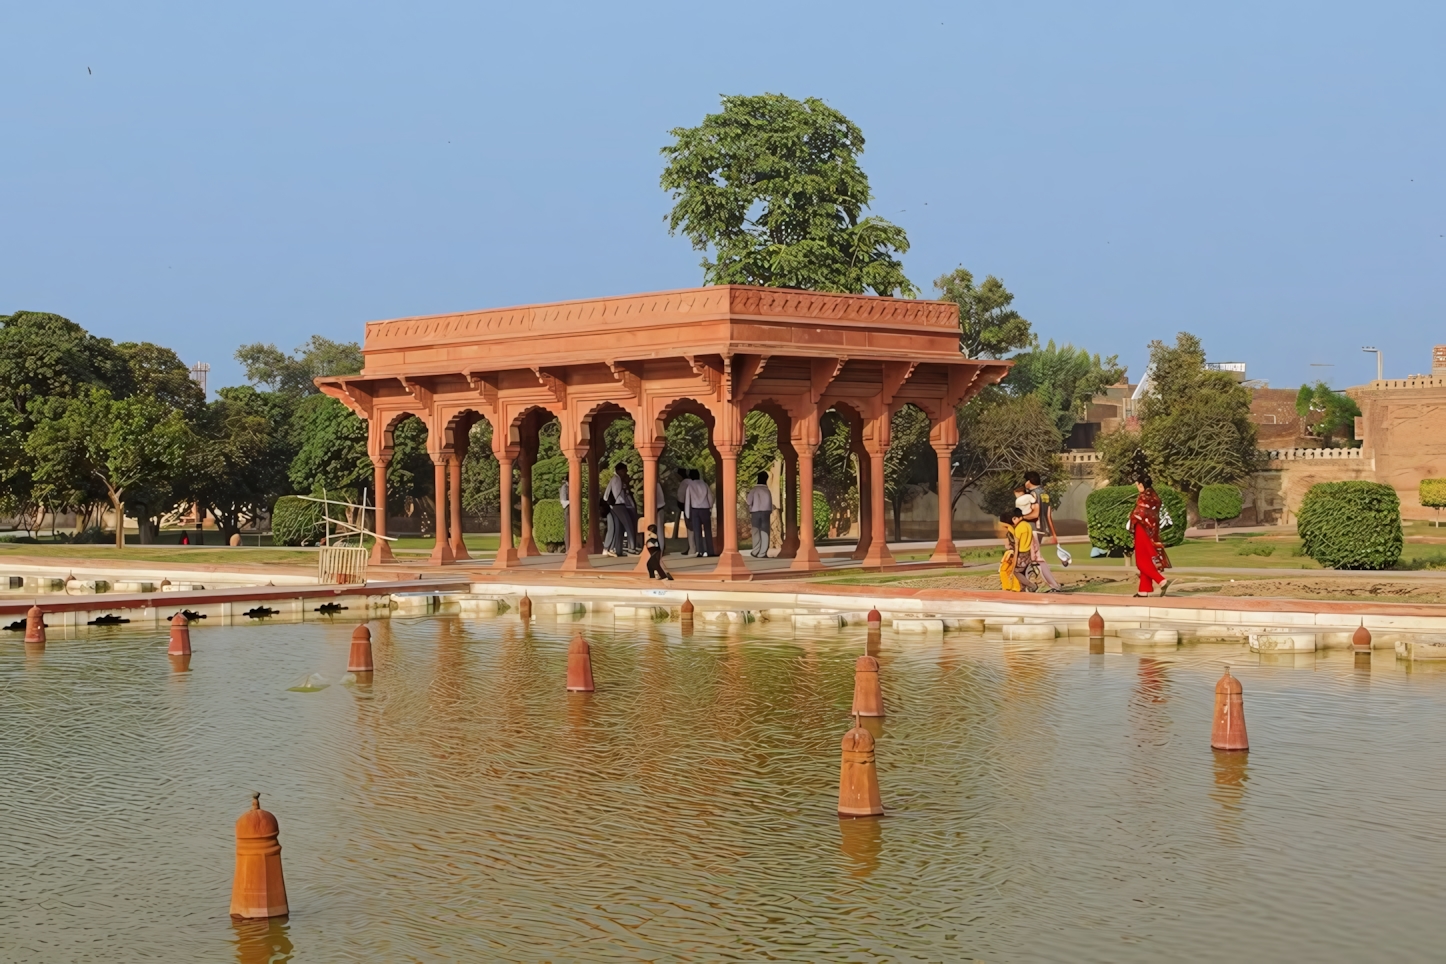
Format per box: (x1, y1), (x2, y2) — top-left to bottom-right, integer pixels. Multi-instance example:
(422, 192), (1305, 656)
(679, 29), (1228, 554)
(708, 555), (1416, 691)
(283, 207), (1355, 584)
(2, 615), (1444, 962)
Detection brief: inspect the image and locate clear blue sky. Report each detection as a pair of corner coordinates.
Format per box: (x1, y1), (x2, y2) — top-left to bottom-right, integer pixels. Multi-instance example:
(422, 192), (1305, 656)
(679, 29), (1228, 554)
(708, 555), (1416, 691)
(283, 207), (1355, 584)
(3, 1), (1442, 394)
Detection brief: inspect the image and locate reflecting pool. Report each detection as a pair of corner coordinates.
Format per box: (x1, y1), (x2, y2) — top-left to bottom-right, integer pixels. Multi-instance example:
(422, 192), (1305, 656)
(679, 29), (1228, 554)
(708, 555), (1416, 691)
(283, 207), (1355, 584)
(3, 616), (1445, 961)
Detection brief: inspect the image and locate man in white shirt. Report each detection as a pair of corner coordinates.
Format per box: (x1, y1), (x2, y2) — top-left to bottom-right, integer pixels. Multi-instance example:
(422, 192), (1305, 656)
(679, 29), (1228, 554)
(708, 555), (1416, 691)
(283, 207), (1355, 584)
(603, 463), (637, 556)
(683, 468), (714, 557)
(746, 471), (773, 557)
(675, 472), (695, 554)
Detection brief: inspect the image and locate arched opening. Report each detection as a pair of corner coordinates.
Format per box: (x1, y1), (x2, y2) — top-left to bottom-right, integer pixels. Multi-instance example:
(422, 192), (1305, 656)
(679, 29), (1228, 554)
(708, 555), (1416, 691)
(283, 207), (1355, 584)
(448, 409), (497, 562)
(818, 405), (863, 553)
(657, 399), (717, 558)
(884, 403), (935, 542)
(382, 412), (434, 540)
(739, 404), (789, 559)
(578, 402), (641, 559)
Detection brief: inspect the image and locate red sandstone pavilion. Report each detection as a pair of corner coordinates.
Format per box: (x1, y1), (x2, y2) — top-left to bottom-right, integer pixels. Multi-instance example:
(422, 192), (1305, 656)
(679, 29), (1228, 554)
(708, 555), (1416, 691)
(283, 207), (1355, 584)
(316, 285), (1009, 579)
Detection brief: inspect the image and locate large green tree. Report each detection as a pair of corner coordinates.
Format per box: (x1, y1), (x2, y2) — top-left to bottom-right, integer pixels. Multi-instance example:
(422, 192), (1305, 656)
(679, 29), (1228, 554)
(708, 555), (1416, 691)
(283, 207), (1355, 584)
(950, 391), (1066, 517)
(188, 387), (297, 541)
(885, 405), (934, 540)
(1098, 332), (1260, 515)
(934, 269), (1033, 359)
(1005, 340), (1126, 435)
(661, 93), (916, 296)
(1296, 381), (1360, 446)
(25, 387), (190, 548)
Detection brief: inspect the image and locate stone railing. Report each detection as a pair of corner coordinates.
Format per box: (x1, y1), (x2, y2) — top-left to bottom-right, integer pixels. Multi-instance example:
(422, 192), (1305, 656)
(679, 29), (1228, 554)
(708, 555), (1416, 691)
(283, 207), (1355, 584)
(1361, 377), (1446, 391)
(1264, 447), (1363, 461)
(1061, 451), (1101, 464)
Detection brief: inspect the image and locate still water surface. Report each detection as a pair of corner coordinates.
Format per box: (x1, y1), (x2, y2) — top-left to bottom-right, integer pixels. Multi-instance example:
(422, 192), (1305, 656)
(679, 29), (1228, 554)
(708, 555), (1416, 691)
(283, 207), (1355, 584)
(2, 616), (1444, 962)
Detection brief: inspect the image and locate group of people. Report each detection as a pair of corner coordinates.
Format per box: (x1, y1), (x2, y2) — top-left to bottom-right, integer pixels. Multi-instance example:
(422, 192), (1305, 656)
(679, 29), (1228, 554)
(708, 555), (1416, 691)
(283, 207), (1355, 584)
(555, 464), (778, 581)
(998, 468), (1172, 596)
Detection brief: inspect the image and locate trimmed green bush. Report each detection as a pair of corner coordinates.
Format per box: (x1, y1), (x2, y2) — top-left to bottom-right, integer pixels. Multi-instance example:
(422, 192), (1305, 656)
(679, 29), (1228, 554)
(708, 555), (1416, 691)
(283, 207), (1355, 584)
(1297, 481), (1402, 569)
(1086, 485), (1188, 554)
(812, 493), (831, 543)
(1198, 484), (1244, 541)
(1421, 479), (1446, 527)
(532, 498), (566, 550)
(272, 496), (323, 546)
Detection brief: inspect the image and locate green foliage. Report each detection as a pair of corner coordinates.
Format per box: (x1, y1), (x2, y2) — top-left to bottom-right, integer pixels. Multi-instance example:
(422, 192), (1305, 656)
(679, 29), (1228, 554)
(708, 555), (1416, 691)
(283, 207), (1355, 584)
(25, 387), (191, 548)
(1198, 484), (1243, 522)
(1417, 479), (1446, 510)
(809, 492), (831, 542)
(934, 269), (1032, 360)
(462, 420), (499, 515)
(817, 412), (859, 536)
(0, 311), (127, 415)
(1085, 484), (1188, 554)
(271, 495), (324, 546)
(660, 93), (915, 296)
(235, 335), (363, 398)
(531, 456), (568, 502)
(739, 410), (781, 497)
(189, 386), (297, 539)
(1235, 542), (1275, 557)
(1296, 481), (1403, 570)
(951, 391), (1066, 517)
(1296, 381), (1361, 445)
(1005, 340), (1126, 434)
(287, 395), (371, 498)
(114, 341), (206, 416)
(532, 499), (566, 549)
(1100, 332), (1260, 498)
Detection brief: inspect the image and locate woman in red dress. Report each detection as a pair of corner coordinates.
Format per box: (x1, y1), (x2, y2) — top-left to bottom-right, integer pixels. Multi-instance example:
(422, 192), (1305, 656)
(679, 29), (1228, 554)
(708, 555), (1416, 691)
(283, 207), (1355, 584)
(1128, 473), (1171, 597)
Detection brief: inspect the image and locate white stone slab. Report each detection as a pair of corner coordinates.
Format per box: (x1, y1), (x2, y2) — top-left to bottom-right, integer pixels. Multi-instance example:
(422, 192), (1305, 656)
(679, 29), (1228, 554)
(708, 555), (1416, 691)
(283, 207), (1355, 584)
(392, 592), (439, 613)
(614, 604), (668, 620)
(1120, 628), (1180, 646)
(1250, 633), (1317, 653)
(943, 617), (986, 633)
(1002, 623), (1058, 641)
(1397, 636), (1446, 660)
(893, 618), (945, 633)
(112, 580), (155, 593)
(983, 616), (1023, 627)
(793, 613), (845, 629)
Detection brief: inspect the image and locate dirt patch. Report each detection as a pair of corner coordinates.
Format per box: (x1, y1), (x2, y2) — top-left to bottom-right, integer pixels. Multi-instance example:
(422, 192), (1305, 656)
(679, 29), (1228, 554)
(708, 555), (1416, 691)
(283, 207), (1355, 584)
(1211, 578), (1446, 604)
(887, 572), (1129, 593)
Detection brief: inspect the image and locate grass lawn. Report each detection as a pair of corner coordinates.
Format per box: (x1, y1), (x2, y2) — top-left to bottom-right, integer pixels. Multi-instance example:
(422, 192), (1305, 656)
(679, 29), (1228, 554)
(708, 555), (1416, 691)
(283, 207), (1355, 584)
(0, 543), (321, 567)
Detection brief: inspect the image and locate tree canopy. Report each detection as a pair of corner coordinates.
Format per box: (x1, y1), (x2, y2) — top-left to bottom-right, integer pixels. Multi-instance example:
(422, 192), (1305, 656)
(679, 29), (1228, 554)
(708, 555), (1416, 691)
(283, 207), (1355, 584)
(1296, 381), (1360, 446)
(661, 93), (916, 297)
(1004, 339), (1126, 435)
(236, 335), (363, 397)
(933, 269), (1033, 359)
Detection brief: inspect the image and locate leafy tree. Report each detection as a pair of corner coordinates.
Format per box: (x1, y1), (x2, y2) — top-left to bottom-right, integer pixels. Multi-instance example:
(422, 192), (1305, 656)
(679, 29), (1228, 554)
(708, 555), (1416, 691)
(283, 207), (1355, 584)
(236, 335), (363, 397)
(188, 387), (297, 541)
(1295, 381), (1360, 446)
(286, 397), (430, 524)
(1100, 332), (1260, 518)
(462, 421), (500, 515)
(661, 93), (916, 296)
(1198, 484), (1244, 540)
(933, 269), (1032, 359)
(114, 341), (206, 416)
(0, 311), (127, 415)
(1005, 340), (1126, 435)
(950, 391), (1065, 517)
(25, 387), (190, 548)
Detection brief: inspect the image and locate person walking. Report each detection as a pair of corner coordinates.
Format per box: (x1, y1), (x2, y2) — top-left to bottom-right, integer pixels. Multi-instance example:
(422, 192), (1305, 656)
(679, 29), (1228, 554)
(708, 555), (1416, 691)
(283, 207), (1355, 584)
(1007, 507), (1039, 592)
(654, 477), (667, 555)
(685, 468), (714, 557)
(746, 471), (773, 558)
(675, 471), (696, 555)
(1016, 477), (1063, 592)
(604, 462), (638, 556)
(1128, 471), (1172, 597)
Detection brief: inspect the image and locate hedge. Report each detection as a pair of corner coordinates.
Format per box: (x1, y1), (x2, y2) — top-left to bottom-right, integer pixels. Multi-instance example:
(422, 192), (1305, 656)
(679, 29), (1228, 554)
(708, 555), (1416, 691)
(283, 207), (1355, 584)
(812, 494), (831, 542)
(532, 499), (566, 550)
(1297, 481), (1402, 569)
(272, 496), (323, 546)
(1086, 485), (1188, 555)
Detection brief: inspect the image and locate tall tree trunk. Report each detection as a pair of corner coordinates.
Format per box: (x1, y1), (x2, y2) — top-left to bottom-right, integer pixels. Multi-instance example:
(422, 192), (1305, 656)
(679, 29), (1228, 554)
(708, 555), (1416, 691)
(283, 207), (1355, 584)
(111, 495), (125, 549)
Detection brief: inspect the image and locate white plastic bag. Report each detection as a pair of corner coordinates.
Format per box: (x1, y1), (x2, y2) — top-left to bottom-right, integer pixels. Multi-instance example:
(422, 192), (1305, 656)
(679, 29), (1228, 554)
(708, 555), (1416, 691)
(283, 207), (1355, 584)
(1055, 545), (1073, 567)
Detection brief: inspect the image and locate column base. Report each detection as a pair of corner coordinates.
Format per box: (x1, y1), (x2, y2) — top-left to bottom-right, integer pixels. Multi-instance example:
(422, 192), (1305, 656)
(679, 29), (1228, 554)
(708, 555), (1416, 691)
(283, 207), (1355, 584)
(710, 549), (753, 580)
(491, 545), (520, 569)
(789, 546), (823, 570)
(518, 537), (539, 558)
(370, 540), (396, 565)
(559, 547), (592, 571)
(429, 540), (455, 565)
(450, 540), (472, 562)
(861, 546), (895, 568)
(778, 532), (800, 559)
(929, 539), (961, 565)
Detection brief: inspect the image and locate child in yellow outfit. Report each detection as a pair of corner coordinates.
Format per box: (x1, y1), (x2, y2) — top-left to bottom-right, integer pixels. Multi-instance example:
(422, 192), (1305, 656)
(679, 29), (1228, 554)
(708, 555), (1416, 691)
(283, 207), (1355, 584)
(998, 508), (1037, 592)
